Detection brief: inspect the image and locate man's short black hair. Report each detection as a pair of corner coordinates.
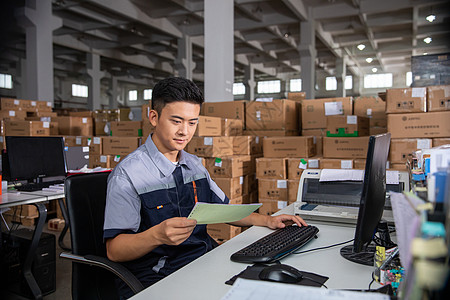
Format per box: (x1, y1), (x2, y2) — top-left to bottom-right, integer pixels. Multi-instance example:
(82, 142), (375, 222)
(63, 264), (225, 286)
(151, 77), (204, 116)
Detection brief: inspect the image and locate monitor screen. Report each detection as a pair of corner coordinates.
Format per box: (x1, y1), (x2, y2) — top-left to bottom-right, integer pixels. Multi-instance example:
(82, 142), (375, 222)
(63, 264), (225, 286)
(4, 136), (67, 182)
(340, 133), (391, 266)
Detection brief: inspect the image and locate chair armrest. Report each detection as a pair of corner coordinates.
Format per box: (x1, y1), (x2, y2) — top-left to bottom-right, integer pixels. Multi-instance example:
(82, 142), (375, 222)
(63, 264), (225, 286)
(60, 252), (144, 294)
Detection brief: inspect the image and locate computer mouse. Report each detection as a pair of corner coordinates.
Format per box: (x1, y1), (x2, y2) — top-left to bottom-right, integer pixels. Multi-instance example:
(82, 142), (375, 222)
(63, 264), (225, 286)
(258, 264), (304, 284)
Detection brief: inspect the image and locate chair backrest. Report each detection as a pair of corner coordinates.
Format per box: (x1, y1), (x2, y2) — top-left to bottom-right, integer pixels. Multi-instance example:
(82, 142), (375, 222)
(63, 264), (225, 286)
(64, 172), (119, 300)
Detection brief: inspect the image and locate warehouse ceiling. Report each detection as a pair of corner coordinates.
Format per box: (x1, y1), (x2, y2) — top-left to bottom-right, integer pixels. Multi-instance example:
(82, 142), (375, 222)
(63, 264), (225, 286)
(1, 0), (449, 85)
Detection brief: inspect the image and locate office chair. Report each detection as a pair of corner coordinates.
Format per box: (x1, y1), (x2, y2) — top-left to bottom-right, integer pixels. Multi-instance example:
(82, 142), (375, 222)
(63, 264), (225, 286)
(60, 172), (144, 299)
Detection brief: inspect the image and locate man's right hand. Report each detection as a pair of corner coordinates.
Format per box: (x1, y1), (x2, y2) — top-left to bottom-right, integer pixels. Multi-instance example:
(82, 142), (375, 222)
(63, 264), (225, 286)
(154, 217), (197, 246)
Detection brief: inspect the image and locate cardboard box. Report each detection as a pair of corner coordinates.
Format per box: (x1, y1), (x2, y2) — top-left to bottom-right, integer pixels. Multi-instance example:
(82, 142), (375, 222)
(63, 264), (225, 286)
(141, 103), (151, 121)
(0, 109), (27, 120)
(287, 92), (306, 101)
(213, 177), (243, 199)
(89, 154), (123, 168)
(195, 116), (222, 136)
(263, 136), (315, 158)
(288, 180), (300, 203)
(323, 137), (370, 159)
(186, 136), (234, 157)
(207, 223), (241, 241)
(390, 138), (432, 163)
(0, 98), (22, 110)
(94, 110), (109, 121)
(3, 213), (35, 226)
(302, 128), (326, 137)
(69, 111), (93, 118)
(387, 111), (450, 138)
(246, 99), (298, 131)
(204, 155), (252, 177)
(433, 138), (450, 147)
(242, 129), (298, 136)
(34, 111), (57, 118)
(354, 159), (367, 169)
(88, 136), (103, 154)
(320, 158), (354, 169)
(4, 120), (50, 136)
(370, 127), (387, 135)
(233, 136), (263, 155)
(94, 120), (109, 136)
(390, 163), (408, 171)
(326, 115), (370, 137)
(256, 158), (287, 179)
(243, 174), (257, 195)
(258, 199), (288, 216)
(287, 158), (320, 180)
(48, 218), (66, 231)
(115, 108), (134, 121)
(301, 97), (353, 129)
(142, 121), (154, 139)
(63, 136), (92, 147)
(353, 96), (387, 127)
(55, 116), (93, 136)
(386, 87), (427, 113)
(102, 137), (140, 155)
(202, 101), (246, 121)
(427, 85), (450, 112)
(258, 179), (288, 200)
(222, 118), (243, 136)
(110, 121), (142, 137)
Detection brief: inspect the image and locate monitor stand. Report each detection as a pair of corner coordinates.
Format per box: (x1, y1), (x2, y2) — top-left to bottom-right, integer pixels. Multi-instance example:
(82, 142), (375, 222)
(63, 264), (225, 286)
(340, 244), (376, 266)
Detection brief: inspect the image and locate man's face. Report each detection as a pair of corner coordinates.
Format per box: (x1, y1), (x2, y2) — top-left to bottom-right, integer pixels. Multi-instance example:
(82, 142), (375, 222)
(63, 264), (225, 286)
(149, 101), (200, 156)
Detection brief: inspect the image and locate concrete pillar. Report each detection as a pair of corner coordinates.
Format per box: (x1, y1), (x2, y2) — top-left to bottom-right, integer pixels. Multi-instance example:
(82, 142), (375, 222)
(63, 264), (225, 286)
(299, 15), (316, 99)
(354, 75), (363, 96)
(109, 76), (118, 109)
(17, 0), (62, 103)
(336, 56), (347, 97)
(175, 34), (196, 80)
(243, 64), (255, 100)
(86, 53), (105, 110)
(204, 0), (234, 102)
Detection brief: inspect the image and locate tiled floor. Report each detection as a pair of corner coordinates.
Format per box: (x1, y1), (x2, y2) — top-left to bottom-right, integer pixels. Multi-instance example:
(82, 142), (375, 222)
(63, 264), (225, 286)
(1, 223), (72, 300)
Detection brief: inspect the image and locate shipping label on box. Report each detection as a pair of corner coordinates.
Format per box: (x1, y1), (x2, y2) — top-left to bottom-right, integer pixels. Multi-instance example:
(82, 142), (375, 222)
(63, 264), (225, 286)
(102, 137), (140, 155)
(354, 96), (387, 127)
(386, 87), (427, 113)
(205, 155), (252, 177)
(246, 99), (298, 131)
(263, 136), (315, 158)
(255, 157), (287, 179)
(323, 137), (369, 158)
(186, 136), (233, 157)
(301, 97), (353, 129)
(195, 116), (222, 136)
(389, 138), (432, 163)
(326, 115), (370, 137)
(387, 111), (450, 138)
(110, 121), (142, 137)
(427, 85), (450, 112)
(258, 199), (288, 216)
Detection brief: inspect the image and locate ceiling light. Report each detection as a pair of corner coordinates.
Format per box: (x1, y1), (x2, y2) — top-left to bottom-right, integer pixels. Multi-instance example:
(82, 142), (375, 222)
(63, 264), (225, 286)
(366, 57), (373, 63)
(423, 37), (432, 44)
(357, 44), (365, 51)
(426, 14), (436, 22)
(372, 67), (378, 73)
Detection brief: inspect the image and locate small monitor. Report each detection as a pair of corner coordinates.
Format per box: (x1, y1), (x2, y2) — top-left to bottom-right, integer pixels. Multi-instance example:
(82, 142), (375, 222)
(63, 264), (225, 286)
(340, 133), (392, 266)
(4, 136), (67, 182)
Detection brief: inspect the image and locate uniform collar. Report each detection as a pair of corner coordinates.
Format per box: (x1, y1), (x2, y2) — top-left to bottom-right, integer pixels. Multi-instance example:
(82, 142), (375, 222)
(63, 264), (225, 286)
(144, 134), (190, 178)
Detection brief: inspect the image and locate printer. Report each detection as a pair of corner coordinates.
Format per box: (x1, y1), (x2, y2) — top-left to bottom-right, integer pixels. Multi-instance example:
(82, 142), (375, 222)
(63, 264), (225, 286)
(293, 169), (409, 224)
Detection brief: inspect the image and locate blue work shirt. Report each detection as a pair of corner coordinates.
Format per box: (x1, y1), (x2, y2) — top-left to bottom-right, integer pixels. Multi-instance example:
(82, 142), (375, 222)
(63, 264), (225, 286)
(104, 135), (229, 297)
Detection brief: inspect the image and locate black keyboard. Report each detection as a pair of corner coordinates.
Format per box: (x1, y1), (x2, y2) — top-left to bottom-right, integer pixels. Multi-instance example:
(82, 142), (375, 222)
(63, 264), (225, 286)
(230, 225), (319, 263)
(15, 180), (64, 192)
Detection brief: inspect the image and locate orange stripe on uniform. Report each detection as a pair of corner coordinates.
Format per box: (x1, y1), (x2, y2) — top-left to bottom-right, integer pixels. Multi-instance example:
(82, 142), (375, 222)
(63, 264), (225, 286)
(192, 181), (198, 203)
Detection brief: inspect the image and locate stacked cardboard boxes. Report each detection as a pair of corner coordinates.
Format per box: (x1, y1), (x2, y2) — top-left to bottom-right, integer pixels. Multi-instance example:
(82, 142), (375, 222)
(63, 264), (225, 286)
(386, 86), (450, 170)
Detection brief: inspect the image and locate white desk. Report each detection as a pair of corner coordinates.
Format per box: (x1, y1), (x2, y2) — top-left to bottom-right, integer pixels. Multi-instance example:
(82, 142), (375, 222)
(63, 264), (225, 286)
(130, 205), (379, 300)
(0, 189), (65, 300)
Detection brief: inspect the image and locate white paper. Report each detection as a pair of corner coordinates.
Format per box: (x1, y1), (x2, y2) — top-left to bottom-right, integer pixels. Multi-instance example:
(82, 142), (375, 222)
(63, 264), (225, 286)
(386, 171), (399, 184)
(94, 137), (101, 144)
(221, 278), (389, 300)
(204, 137), (213, 145)
(31, 101), (36, 106)
(255, 98), (273, 102)
(43, 121), (50, 128)
(277, 201), (287, 209)
(82, 117), (88, 124)
(47, 101), (51, 107)
(14, 99), (19, 105)
(82, 146), (89, 153)
(411, 87), (426, 98)
(100, 155), (107, 163)
(114, 155), (121, 162)
(256, 111), (261, 120)
(308, 159), (319, 169)
(76, 137), (82, 145)
(366, 108), (372, 116)
(416, 139), (431, 150)
(9, 111), (15, 116)
(347, 115), (357, 124)
(319, 169), (364, 182)
(324, 101), (343, 116)
(240, 176), (244, 185)
(340, 160), (353, 169)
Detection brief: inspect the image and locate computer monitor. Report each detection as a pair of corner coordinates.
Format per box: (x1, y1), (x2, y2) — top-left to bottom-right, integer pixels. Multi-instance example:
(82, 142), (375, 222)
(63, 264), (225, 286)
(340, 133), (392, 266)
(3, 136), (67, 183)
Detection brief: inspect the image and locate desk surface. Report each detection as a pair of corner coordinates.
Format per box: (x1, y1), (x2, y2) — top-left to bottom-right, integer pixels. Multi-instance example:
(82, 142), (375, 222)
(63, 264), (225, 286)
(130, 205), (379, 300)
(0, 191), (48, 209)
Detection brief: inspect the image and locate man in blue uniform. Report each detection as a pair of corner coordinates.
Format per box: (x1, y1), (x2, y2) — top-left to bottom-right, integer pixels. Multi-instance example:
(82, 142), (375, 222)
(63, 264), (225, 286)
(104, 77), (306, 298)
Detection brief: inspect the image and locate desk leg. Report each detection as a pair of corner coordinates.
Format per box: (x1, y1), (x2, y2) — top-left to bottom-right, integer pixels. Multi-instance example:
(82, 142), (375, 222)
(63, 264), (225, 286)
(23, 202), (47, 300)
(57, 198), (71, 251)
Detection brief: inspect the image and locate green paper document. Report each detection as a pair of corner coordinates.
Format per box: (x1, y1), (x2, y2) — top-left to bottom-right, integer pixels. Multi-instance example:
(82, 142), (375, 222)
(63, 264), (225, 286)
(187, 203), (262, 225)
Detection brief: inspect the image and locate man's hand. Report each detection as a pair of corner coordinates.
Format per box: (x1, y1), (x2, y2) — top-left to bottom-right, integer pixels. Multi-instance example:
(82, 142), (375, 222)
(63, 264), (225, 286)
(266, 214), (307, 230)
(154, 217), (197, 246)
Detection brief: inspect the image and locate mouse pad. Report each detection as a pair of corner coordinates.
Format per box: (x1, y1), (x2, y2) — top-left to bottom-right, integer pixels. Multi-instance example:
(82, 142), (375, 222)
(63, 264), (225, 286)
(226, 263), (329, 287)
